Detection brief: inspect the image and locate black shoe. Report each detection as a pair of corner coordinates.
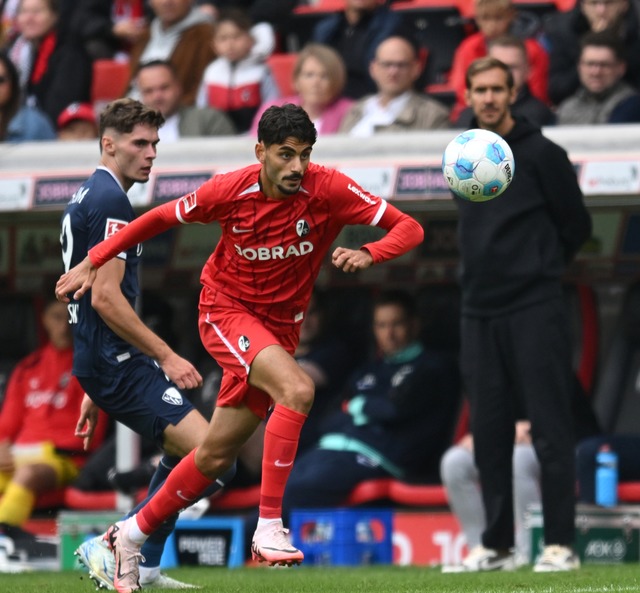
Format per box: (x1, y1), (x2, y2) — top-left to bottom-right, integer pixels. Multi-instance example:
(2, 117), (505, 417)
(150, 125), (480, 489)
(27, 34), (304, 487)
(0, 523), (56, 560)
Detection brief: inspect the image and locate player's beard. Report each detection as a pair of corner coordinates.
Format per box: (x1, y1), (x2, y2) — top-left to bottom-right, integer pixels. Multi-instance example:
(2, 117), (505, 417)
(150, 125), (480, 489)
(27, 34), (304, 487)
(278, 175), (302, 195)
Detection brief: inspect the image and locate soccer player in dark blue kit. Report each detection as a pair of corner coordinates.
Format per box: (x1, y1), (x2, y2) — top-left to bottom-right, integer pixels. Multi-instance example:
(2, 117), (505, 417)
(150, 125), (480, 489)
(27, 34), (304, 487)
(60, 98), (233, 590)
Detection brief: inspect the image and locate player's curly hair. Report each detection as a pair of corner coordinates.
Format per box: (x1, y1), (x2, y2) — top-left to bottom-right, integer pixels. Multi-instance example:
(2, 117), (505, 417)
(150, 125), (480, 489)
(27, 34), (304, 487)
(257, 104), (317, 147)
(99, 98), (165, 140)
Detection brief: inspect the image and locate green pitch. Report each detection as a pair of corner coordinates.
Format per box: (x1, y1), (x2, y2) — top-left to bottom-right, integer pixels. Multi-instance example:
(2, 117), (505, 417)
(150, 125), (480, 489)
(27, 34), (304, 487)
(1, 565), (638, 593)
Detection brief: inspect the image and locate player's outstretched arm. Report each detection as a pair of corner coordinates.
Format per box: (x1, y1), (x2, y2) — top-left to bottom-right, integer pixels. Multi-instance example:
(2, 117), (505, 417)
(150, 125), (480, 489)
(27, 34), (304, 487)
(55, 256), (97, 303)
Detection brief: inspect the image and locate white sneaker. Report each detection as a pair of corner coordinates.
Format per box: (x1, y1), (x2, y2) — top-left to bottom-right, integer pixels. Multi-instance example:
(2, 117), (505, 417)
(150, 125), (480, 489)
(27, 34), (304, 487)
(251, 520), (304, 566)
(460, 545), (517, 572)
(75, 535), (115, 590)
(533, 545), (580, 572)
(142, 573), (200, 589)
(77, 534), (198, 590)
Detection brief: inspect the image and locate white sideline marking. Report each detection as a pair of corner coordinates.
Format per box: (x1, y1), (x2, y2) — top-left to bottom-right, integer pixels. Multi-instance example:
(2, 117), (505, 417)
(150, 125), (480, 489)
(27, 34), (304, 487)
(463, 588), (639, 593)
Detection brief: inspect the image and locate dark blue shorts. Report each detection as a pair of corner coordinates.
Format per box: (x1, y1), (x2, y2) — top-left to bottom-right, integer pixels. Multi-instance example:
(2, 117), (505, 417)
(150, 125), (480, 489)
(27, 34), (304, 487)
(77, 355), (195, 447)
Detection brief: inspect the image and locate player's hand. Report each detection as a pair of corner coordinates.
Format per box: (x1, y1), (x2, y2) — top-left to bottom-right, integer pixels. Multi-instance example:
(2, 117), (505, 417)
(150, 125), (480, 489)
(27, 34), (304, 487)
(331, 247), (374, 273)
(159, 352), (203, 390)
(0, 442), (15, 473)
(75, 393), (99, 451)
(55, 256), (98, 303)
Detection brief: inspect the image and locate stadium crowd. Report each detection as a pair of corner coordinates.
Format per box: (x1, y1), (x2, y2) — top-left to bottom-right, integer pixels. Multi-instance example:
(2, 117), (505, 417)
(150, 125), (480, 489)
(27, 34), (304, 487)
(0, 0), (638, 144)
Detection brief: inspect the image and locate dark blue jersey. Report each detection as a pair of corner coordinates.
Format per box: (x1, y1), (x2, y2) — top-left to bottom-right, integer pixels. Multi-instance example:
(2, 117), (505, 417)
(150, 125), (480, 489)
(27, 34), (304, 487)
(61, 167), (143, 377)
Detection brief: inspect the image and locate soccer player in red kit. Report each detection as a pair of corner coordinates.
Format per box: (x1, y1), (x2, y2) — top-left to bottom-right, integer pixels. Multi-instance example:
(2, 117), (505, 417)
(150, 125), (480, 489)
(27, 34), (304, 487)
(56, 104), (423, 592)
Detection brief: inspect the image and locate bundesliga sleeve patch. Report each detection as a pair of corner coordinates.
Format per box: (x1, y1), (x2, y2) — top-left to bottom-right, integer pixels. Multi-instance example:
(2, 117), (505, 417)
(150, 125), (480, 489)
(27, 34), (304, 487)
(104, 218), (128, 239)
(181, 192), (197, 213)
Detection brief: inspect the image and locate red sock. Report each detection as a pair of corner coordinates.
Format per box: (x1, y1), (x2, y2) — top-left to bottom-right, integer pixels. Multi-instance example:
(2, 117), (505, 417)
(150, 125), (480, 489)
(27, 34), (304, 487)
(259, 404), (307, 519)
(137, 448), (213, 534)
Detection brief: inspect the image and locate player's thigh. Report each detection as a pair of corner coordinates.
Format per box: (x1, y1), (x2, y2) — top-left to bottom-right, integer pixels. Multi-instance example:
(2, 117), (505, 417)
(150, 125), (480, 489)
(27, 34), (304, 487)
(249, 344), (314, 410)
(162, 408), (210, 458)
(78, 357), (202, 449)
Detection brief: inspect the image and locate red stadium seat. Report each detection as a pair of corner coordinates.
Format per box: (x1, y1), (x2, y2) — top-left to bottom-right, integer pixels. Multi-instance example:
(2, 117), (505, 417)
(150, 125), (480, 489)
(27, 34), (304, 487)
(267, 53), (298, 97)
(91, 59), (131, 107)
(293, 0), (345, 15)
(618, 482), (640, 502)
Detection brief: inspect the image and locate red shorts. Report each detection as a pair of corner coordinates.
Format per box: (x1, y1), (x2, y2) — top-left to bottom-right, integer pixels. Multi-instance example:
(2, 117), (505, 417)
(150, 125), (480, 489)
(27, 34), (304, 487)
(198, 293), (301, 419)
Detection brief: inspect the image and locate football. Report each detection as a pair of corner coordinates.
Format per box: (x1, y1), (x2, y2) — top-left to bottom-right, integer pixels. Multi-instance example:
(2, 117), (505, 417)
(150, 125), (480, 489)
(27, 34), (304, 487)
(442, 128), (515, 202)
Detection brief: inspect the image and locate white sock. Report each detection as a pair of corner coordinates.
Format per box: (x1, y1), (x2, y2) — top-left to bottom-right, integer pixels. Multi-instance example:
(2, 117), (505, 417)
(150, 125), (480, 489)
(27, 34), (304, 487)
(257, 517), (282, 527)
(139, 565), (160, 584)
(127, 515), (149, 545)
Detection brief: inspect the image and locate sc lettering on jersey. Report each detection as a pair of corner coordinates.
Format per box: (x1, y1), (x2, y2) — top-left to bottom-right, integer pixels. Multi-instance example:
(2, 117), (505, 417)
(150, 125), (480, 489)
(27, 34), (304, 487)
(234, 241), (314, 261)
(67, 303), (79, 324)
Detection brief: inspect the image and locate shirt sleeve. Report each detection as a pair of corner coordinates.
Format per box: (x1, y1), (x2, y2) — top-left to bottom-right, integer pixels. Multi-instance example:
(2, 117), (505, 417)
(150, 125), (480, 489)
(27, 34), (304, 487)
(89, 178), (220, 268)
(362, 203), (424, 264)
(326, 168), (424, 264)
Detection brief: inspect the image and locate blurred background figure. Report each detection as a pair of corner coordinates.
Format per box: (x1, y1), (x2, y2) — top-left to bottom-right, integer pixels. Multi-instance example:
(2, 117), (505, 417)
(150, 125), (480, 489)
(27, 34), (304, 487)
(0, 51), (55, 142)
(56, 102), (98, 141)
(542, 0), (640, 106)
(71, 0), (150, 61)
(448, 0), (549, 122)
(293, 289), (354, 454)
(136, 59), (235, 141)
(454, 35), (555, 128)
(311, 0), (417, 100)
(195, 0), (297, 45)
(250, 43), (353, 136)
(283, 290), (461, 519)
(128, 0), (215, 106)
(339, 36), (450, 136)
(555, 31), (640, 125)
(441, 421), (539, 568)
(5, 0), (93, 124)
(0, 299), (108, 561)
(196, 7), (278, 133)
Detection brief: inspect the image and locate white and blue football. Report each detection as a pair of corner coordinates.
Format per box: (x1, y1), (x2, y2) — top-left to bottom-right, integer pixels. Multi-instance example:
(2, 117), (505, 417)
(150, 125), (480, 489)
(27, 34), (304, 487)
(442, 128), (515, 202)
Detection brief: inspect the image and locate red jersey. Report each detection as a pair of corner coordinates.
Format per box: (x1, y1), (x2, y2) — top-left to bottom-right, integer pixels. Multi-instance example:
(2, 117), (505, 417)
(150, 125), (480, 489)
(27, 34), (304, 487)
(90, 162), (423, 322)
(0, 343), (107, 455)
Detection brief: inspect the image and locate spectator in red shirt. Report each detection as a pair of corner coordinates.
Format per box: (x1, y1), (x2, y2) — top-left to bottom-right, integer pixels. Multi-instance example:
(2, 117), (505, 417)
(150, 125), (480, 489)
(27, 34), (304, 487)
(0, 299), (108, 534)
(448, 0), (549, 121)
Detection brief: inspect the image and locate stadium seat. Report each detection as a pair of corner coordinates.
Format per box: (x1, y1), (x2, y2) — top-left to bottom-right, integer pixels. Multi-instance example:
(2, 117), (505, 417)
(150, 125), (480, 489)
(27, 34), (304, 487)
(63, 486), (147, 511)
(91, 60), (131, 108)
(267, 53), (297, 97)
(293, 0), (345, 15)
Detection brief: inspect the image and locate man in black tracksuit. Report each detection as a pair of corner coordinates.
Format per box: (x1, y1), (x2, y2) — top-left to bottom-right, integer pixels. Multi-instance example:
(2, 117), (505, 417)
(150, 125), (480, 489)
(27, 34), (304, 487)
(456, 57), (592, 572)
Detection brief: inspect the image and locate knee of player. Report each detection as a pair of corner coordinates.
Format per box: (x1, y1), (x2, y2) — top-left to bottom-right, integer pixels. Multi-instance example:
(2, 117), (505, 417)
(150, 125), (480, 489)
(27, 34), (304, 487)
(194, 448), (236, 480)
(280, 374), (314, 414)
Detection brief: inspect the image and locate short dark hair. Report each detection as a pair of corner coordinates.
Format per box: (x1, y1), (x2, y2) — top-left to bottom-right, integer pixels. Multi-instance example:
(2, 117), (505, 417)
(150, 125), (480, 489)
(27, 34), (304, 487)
(465, 56), (514, 89)
(257, 104), (317, 146)
(580, 30), (627, 62)
(373, 290), (418, 319)
(215, 7), (253, 32)
(487, 34), (527, 57)
(99, 98), (165, 140)
(136, 59), (179, 79)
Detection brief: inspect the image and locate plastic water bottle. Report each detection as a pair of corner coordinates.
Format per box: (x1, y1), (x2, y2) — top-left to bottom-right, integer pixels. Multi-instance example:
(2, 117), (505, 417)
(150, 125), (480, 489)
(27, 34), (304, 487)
(595, 444), (618, 507)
